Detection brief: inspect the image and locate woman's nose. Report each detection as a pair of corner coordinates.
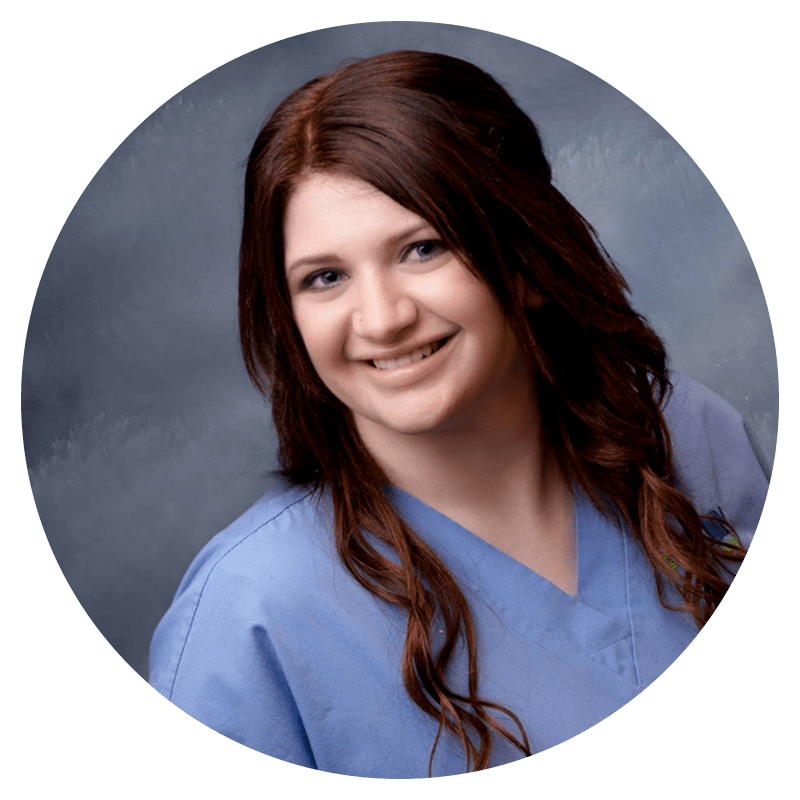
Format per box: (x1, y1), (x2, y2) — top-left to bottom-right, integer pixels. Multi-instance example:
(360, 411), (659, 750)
(351, 273), (418, 342)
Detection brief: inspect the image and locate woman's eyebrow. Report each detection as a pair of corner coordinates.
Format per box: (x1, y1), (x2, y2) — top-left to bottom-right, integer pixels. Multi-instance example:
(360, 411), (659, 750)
(285, 222), (437, 276)
(391, 222), (436, 244)
(285, 253), (341, 278)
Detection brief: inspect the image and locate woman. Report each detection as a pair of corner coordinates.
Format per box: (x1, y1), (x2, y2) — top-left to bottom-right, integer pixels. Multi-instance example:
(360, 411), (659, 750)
(149, 51), (768, 777)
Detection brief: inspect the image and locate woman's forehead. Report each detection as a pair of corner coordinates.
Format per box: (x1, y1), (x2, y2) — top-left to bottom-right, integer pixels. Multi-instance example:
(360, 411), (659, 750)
(290, 171), (380, 204)
(283, 172), (433, 270)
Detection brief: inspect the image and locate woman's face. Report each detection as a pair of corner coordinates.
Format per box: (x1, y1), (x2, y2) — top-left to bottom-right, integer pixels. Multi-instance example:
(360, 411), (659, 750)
(283, 172), (536, 444)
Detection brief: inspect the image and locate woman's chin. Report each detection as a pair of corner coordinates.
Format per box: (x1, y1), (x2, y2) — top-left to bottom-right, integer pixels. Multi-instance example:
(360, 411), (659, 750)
(353, 402), (459, 441)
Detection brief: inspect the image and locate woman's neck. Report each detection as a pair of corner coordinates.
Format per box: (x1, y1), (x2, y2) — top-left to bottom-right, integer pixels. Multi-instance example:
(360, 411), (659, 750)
(355, 386), (576, 593)
(367, 398), (548, 508)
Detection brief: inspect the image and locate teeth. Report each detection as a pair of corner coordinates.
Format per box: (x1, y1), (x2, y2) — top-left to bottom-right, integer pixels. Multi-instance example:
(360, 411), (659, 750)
(371, 339), (444, 370)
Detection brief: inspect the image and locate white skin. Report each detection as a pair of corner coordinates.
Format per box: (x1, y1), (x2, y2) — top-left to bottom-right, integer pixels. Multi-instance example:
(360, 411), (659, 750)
(284, 172), (576, 595)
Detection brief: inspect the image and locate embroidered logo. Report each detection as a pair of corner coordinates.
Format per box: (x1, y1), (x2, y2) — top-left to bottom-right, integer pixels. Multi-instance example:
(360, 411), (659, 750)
(663, 507), (740, 569)
(702, 506), (741, 551)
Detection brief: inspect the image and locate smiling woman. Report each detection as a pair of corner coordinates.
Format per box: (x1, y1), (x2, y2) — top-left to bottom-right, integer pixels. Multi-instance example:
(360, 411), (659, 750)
(148, 50), (768, 778)
(284, 173), (535, 441)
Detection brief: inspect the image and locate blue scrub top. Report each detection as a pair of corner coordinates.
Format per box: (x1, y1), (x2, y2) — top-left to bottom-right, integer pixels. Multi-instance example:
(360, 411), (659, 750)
(149, 375), (768, 777)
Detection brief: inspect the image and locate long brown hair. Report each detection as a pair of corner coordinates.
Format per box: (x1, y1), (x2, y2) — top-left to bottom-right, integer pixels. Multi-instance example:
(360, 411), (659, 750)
(238, 50), (746, 772)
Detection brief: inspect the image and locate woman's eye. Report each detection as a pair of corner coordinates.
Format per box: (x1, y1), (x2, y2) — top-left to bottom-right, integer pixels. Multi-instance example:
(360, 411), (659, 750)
(404, 240), (446, 263)
(301, 269), (347, 291)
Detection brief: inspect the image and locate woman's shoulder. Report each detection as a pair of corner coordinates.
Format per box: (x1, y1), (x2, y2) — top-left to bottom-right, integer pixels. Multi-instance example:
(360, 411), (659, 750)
(171, 480), (336, 603)
(663, 373), (769, 542)
(149, 479), (341, 697)
(173, 481), (321, 589)
(663, 373), (746, 427)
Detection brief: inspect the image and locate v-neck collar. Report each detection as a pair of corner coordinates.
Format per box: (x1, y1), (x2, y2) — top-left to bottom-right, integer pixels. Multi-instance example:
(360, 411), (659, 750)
(386, 485), (640, 685)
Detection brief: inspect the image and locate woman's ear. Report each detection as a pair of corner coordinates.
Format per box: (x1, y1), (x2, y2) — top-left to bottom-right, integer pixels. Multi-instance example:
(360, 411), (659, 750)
(513, 275), (545, 308)
(523, 285), (546, 309)
(514, 275), (545, 308)
(523, 286), (546, 308)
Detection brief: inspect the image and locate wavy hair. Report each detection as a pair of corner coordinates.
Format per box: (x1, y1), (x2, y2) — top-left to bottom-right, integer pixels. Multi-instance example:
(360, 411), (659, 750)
(238, 50), (746, 772)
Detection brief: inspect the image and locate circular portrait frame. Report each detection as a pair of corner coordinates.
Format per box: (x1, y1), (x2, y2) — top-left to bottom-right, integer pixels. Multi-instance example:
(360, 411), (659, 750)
(9, 7), (792, 800)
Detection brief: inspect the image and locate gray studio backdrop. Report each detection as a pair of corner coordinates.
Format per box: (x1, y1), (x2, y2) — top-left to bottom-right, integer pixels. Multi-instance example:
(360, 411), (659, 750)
(23, 22), (778, 681)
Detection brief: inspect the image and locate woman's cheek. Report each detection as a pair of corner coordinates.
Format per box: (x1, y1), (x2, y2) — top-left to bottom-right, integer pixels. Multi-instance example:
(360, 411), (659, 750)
(297, 304), (349, 370)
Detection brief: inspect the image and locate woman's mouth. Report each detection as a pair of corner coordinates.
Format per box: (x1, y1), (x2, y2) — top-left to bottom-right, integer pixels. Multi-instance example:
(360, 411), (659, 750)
(369, 338), (450, 370)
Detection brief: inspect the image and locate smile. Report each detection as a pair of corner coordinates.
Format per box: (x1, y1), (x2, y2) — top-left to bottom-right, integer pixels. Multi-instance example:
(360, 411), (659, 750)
(369, 338), (449, 370)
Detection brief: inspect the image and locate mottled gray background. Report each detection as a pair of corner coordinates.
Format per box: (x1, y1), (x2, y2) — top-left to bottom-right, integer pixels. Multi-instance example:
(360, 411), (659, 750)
(22, 22), (778, 681)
